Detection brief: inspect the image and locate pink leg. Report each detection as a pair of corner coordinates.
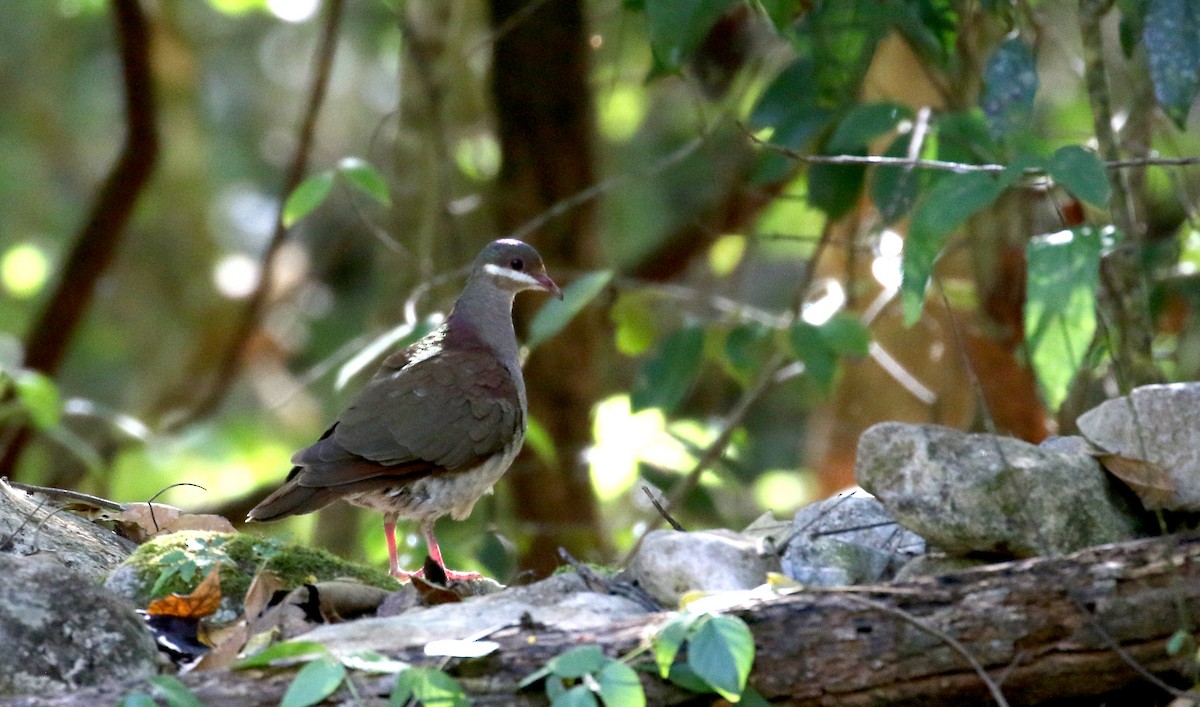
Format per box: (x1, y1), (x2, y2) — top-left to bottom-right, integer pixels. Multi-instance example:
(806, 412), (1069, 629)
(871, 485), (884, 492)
(383, 512), (420, 579)
(421, 521), (481, 582)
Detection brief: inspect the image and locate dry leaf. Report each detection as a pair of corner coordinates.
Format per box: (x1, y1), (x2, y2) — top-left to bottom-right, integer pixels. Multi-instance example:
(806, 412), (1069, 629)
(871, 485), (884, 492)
(147, 567), (222, 619)
(1099, 454), (1176, 509)
(313, 580), (390, 620)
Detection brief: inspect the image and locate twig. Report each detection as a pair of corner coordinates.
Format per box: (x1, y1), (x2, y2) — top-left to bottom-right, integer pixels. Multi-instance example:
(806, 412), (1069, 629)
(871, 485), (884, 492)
(640, 486), (684, 531)
(558, 548), (661, 612)
(743, 123), (1200, 174)
(1, 0), (159, 477)
(840, 593), (1010, 707)
(166, 0), (346, 431)
(7, 480), (125, 513)
(1069, 595), (1197, 703)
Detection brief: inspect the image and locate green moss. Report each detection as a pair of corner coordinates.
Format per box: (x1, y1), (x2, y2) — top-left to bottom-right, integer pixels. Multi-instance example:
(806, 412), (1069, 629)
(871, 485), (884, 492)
(117, 531), (399, 611)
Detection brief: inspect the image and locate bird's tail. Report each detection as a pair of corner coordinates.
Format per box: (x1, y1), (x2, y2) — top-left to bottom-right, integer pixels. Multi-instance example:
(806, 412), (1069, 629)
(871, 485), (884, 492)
(246, 472), (337, 522)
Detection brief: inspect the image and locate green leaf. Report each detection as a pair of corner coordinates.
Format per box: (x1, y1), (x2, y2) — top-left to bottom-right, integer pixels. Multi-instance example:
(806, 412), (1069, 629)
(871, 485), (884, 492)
(14, 370), (59, 429)
(665, 663), (714, 694)
(281, 656), (345, 707)
(149, 675), (204, 707)
(901, 170), (1015, 324)
(119, 694), (157, 707)
(723, 323), (772, 373)
(235, 640), (328, 669)
(390, 667), (469, 707)
(749, 56), (834, 184)
(337, 157), (392, 207)
(1167, 629), (1192, 656)
(552, 684), (601, 707)
(630, 324), (706, 413)
(1144, 0), (1200, 127)
(980, 37), (1038, 139)
(644, 0), (738, 73)
(1046, 146), (1111, 208)
(871, 133), (921, 224)
(528, 270), (613, 350)
(1025, 227), (1104, 411)
(819, 314), (870, 356)
(283, 171), (334, 228)
(547, 645), (607, 679)
(789, 322), (837, 390)
(807, 158), (866, 220)
(826, 102), (911, 152)
(686, 614), (755, 701)
(654, 613), (702, 678)
(596, 661), (645, 707)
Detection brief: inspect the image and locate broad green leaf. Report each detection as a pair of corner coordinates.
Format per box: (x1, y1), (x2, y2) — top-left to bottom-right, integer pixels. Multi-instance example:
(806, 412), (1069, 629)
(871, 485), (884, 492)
(665, 663), (713, 694)
(749, 56), (834, 184)
(390, 668), (469, 707)
(597, 661), (645, 707)
(644, 0), (738, 73)
(1046, 146), (1111, 208)
(148, 675), (204, 707)
(1144, 0), (1200, 127)
(1167, 628), (1191, 656)
(724, 323), (771, 373)
(807, 158), (866, 220)
(119, 694), (157, 707)
(686, 614), (755, 702)
(827, 102), (911, 152)
(524, 415), (559, 468)
(281, 656), (345, 707)
(547, 645), (607, 679)
(981, 37), (1038, 139)
(553, 684), (600, 707)
(337, 157), (392, 207)
(818, 314), (870, 357)
(528, 270), (613, 350)
(630, 324), (706, 414)
(1025, 227), (1104, 411)
(14, 369), (60, 429)
(653, 613), (702, 678)
(871, 133), (920, 224)
(901, 170), (1014, 324)
(283, 171), (334, 228)
(235, 640), (328, 669)
(789, 323), (836, 390)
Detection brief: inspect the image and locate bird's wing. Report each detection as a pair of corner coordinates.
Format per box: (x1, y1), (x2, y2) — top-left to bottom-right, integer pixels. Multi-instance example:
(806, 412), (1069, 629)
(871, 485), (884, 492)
(293, 345), (523, 487)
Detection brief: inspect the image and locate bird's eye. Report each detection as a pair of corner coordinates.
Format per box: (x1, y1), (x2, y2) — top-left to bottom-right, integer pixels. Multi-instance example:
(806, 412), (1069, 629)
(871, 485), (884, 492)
(509, 258), (524, 271)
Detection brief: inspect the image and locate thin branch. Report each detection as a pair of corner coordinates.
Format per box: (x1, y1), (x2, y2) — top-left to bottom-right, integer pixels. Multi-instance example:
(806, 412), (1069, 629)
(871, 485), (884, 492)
(165, 0), (345, 431)
(743, 125), (1200, 174)
(1, 0), (159, 477)
(640, 485), (684, 531)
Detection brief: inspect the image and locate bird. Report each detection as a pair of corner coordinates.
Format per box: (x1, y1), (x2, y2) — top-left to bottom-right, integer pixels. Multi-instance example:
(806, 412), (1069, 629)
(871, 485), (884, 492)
(247, 239), (562, 581)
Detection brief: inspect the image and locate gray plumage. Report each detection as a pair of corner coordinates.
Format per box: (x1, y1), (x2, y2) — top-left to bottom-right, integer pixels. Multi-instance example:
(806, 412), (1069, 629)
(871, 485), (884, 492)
(248, 239), (561, 580)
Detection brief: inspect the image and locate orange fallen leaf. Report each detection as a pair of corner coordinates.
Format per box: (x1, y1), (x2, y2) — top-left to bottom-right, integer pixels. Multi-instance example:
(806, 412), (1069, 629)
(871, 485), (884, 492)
(147, 567), (222, 619)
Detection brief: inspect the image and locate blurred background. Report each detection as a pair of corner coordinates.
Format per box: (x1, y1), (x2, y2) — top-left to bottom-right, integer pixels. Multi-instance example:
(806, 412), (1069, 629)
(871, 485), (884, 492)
(3, 0), (1199, 580)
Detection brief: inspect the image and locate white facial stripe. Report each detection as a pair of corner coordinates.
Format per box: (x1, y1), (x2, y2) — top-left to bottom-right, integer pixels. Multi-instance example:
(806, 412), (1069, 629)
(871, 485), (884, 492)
(483, 262), (544, 288)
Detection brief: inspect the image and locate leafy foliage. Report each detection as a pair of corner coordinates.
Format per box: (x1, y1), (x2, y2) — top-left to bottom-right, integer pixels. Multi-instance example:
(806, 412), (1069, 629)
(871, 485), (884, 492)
(651, 611), (756, 702)
(521, 645), (646, 707)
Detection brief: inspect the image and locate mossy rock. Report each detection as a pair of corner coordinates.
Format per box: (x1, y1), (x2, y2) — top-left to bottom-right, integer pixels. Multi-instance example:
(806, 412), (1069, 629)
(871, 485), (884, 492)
(104, 531), (400, 622)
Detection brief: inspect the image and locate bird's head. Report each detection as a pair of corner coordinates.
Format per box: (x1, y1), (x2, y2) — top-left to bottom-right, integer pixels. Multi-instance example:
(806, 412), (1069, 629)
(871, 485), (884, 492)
(476, 239), (563, 299)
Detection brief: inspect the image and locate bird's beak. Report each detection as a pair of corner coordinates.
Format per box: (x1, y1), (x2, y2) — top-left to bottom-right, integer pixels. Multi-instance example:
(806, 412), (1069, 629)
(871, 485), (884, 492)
(537, 274), (563, 300)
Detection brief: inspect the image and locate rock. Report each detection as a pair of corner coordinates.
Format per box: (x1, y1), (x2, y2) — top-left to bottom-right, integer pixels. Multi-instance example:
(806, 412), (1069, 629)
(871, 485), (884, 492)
(1077, 383), (1200, 510)
(856, 422), (1144, 558)
(893, 552), (991, 581)
(626, 529), (781, 606)
(0, 479), (136, 581)
(105, 531), (400, 623)
(781, 492), (924, 586)
(0, 554), (158, 697)
(295, 573), (651, 656)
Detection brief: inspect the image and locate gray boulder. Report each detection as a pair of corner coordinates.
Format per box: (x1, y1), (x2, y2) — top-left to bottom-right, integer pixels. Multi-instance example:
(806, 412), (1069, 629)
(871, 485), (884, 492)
(0, 554), (158, 697)
(856, 422), (1143, 558)
(1077, 383), (1200, 510)
(626, 529), (781, 606)
(782, 493), (924, 586)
